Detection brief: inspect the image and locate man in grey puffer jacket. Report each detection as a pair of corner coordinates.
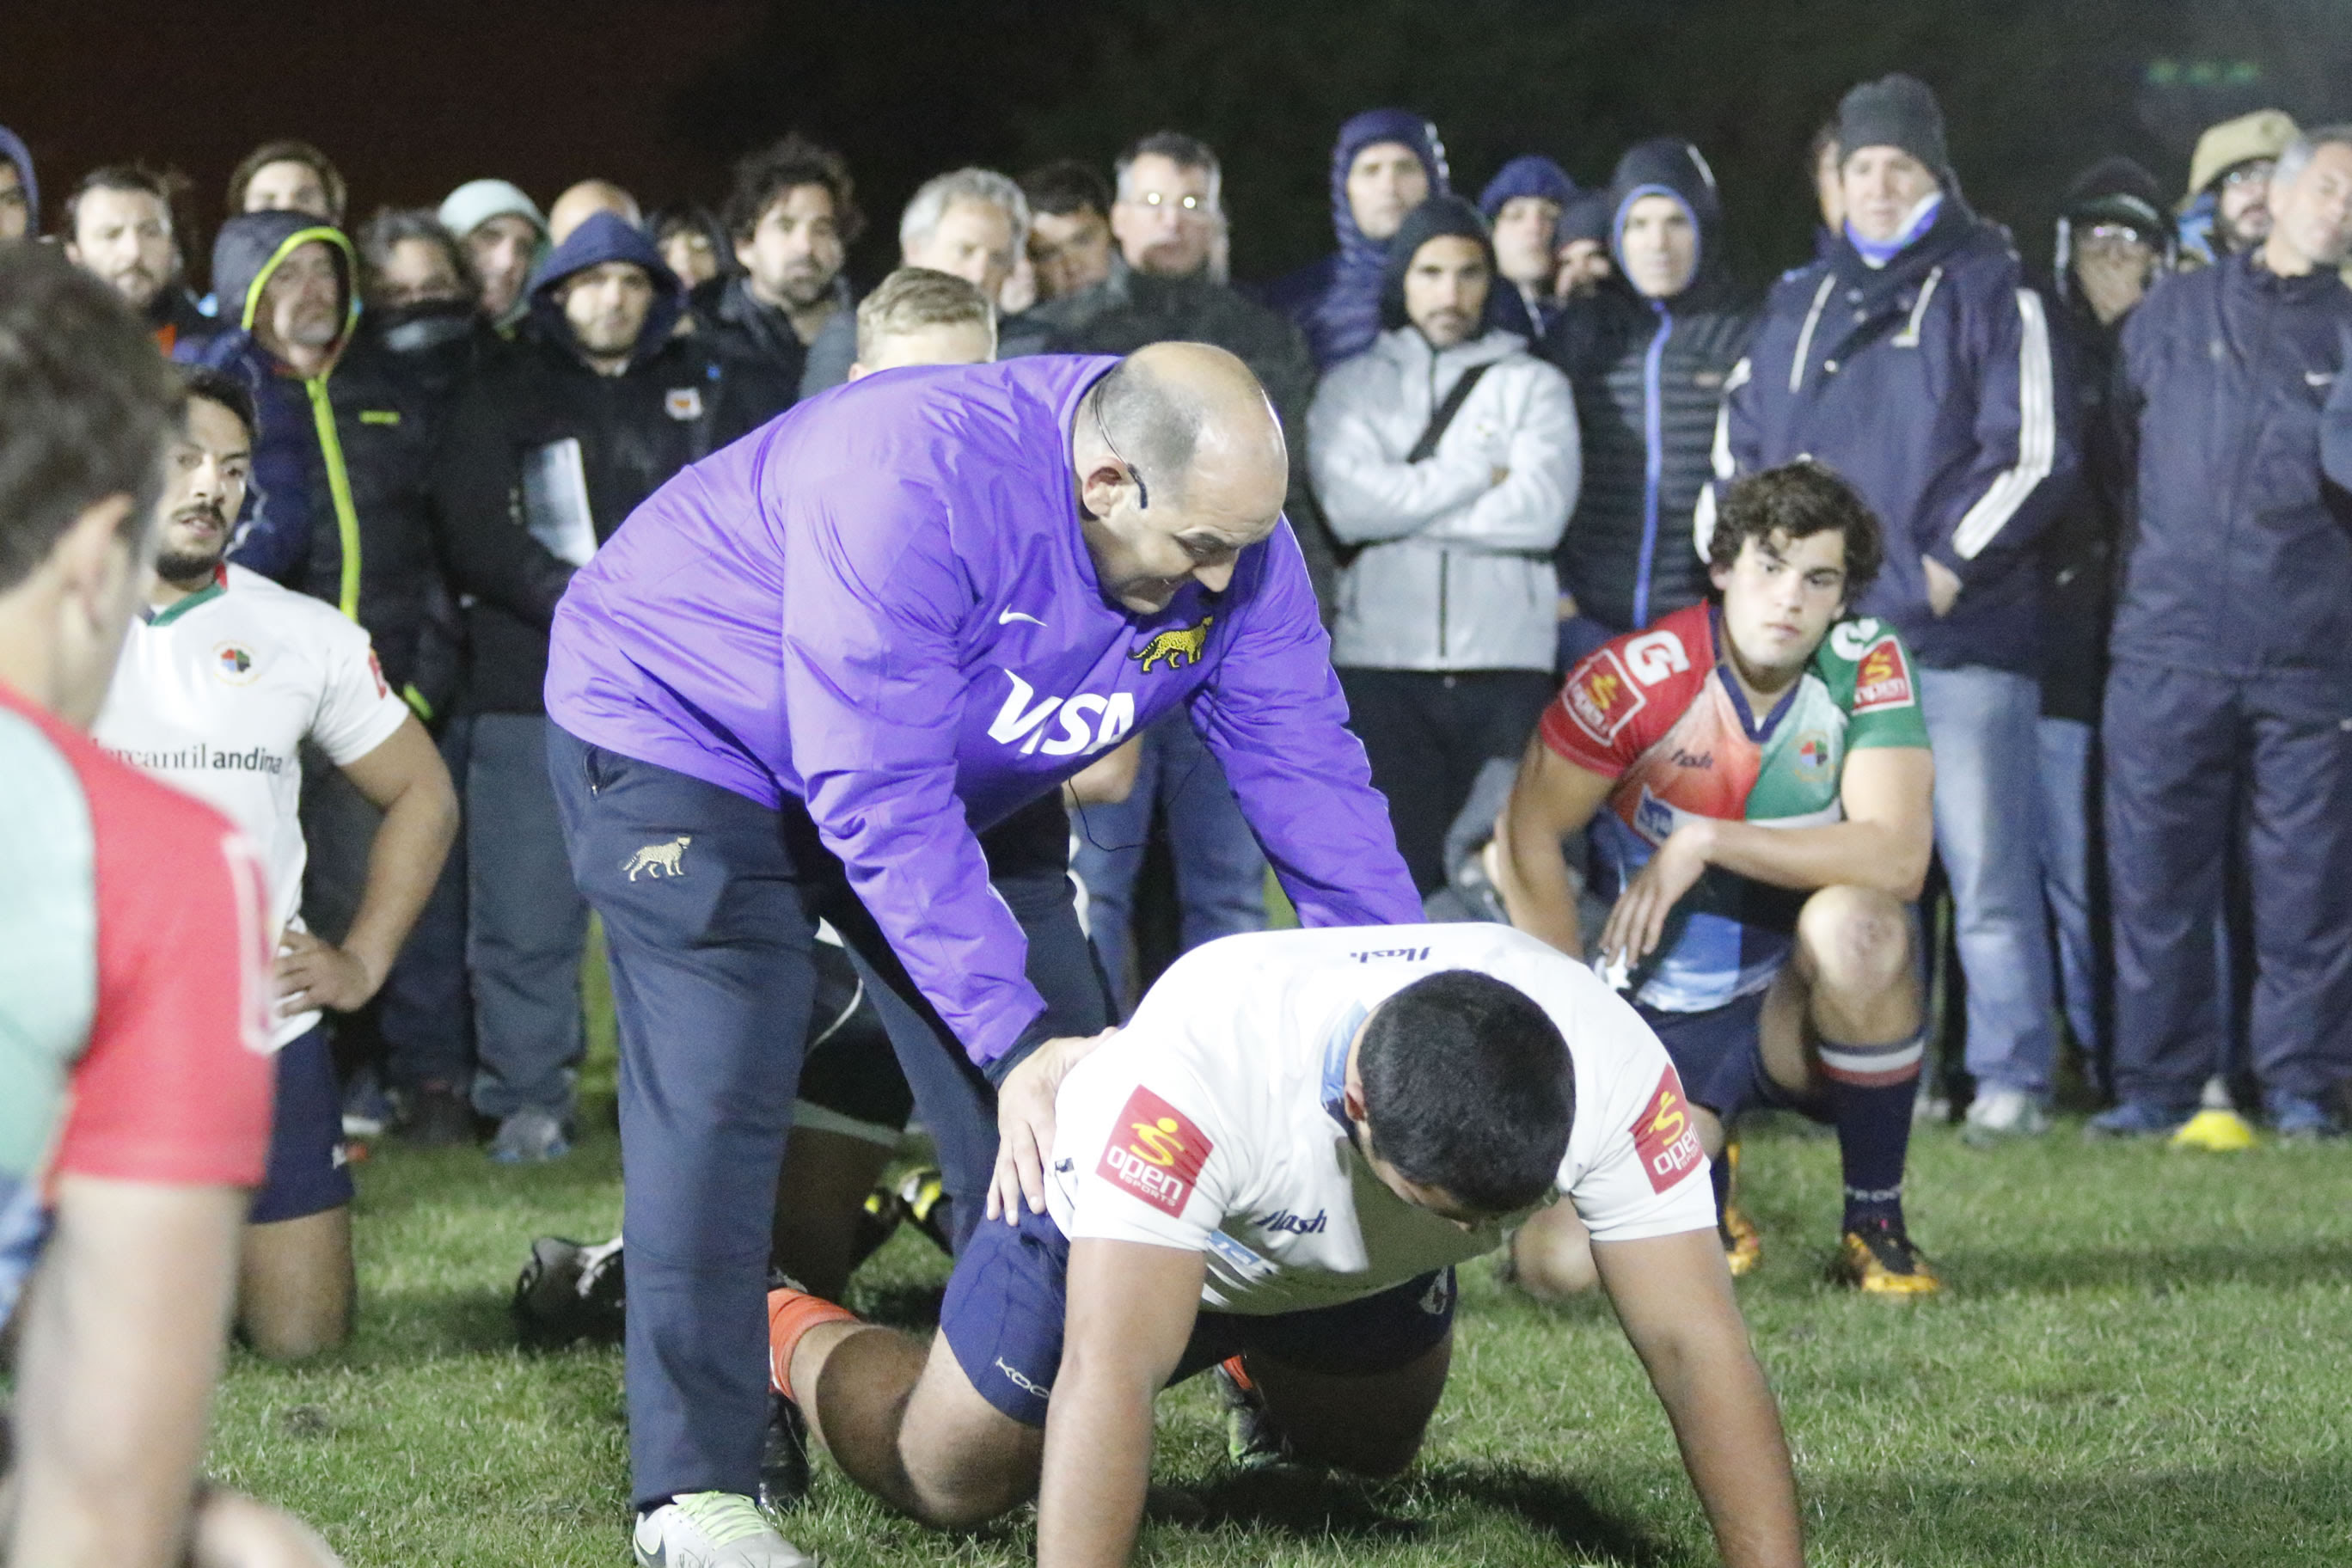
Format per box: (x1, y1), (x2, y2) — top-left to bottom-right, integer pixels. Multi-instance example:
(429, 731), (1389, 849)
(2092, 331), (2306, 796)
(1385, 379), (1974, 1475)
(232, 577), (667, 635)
(1309, 194), (1580, 894)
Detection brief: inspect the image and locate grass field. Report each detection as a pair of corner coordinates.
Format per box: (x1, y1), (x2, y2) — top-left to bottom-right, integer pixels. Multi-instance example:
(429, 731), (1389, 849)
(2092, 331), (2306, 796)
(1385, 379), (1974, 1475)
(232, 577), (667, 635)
(204, 962), (2352, 1567)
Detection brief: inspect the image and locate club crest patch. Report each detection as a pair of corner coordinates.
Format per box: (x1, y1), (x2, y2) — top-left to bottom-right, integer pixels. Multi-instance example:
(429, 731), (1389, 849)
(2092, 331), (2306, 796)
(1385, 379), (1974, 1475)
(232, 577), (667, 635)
(1097, 1085), (1212, 1216)
(665, 387), (705, 421)
(1630, 1064), (1705, 1194)
(211, 641), (260, 686)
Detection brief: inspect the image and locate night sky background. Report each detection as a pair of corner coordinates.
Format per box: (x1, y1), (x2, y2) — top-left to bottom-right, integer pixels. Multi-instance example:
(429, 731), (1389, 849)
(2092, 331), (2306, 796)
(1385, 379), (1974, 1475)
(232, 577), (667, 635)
(6, 0), (2349, 296)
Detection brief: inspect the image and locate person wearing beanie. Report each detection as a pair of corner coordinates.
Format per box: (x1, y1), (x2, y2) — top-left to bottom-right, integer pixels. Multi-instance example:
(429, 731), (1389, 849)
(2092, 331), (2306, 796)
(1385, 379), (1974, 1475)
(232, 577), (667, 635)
(2177, 108), (2299, 268)
(438, 177), (548, 327)
(1540, 138), (1755, 666)
(1553, 187), (1615, 301)
(1261, 107), (1451, 368)
(0, 125), (36, 242)
(1308, 194), (1579, 897)
(1709, 73), (2076, 1208)
(1480, 155), (1577, 338)
(2022, 155), (2168, 1127)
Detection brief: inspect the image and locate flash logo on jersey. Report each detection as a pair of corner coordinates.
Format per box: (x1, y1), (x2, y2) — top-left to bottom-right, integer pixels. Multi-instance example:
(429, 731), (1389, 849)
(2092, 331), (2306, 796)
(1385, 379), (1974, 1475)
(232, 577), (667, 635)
(1852, 636), (1914, 713)
(1565, 648), (1647, 743)
(1099, 1085), (1212, 1216)
(1630, 1065), (1705, 1193)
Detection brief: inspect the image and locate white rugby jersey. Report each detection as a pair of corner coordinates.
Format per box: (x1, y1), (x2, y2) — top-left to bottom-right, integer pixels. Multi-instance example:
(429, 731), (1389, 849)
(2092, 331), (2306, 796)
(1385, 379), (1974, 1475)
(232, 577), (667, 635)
(1046, 923), (1716, 1315)
(94, 565), (408, 1048)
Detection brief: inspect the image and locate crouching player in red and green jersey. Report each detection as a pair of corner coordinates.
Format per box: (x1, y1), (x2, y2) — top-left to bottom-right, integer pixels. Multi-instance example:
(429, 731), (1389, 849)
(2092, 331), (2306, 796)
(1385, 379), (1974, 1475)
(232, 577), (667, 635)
(1496, 460), (1939, 1294)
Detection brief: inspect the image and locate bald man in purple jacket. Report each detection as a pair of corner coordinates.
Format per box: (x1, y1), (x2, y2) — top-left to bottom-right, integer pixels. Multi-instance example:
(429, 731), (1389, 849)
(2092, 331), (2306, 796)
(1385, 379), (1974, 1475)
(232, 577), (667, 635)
(544, 343), (1415, 1550)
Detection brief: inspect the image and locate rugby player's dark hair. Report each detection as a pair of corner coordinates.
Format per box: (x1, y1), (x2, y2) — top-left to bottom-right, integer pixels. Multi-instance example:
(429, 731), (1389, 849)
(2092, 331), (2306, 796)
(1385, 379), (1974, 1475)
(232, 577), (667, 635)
(1705, 459), (1884, 602)
(722, 133), (864, 248)
(0, 246), (185, 592)
(179, 364), (257, 445)
(1357, 970), (1574, 1216)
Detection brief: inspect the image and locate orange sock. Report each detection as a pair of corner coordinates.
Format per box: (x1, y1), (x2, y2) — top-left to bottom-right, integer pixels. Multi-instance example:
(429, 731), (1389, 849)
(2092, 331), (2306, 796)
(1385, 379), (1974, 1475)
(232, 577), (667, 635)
(767, 1285), (859, 1402)
(1220, 1354), (1255, 1393)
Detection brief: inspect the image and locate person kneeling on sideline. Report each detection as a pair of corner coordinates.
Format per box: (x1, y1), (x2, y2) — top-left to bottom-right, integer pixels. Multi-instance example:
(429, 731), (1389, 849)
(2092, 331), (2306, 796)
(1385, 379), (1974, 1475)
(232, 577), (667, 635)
(1494, 460), (1937, 1295)
(764, 923), (1803, 1568)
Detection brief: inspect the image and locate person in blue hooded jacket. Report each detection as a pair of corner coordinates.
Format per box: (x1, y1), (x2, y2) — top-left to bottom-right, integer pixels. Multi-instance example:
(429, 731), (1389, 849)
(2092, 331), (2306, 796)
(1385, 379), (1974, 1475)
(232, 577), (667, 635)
(1260, 108), (1450, 369)
(1480, 154), (1577, 340)
(429, 210), (743, 1161)
(1541, 138), (1755, 671)
(1706, 74), (2077, 1136)
(0, 125), (35, 242)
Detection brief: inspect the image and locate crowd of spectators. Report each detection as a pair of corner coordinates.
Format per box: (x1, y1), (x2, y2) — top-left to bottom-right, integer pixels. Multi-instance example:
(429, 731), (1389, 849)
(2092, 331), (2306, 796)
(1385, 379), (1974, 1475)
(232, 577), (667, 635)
(2, 75), (2345, 1167)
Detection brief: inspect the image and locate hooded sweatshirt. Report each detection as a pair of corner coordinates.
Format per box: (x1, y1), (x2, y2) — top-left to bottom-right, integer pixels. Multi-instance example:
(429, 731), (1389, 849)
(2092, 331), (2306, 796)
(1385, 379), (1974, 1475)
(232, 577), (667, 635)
(1479, 155), (1577, 340)
(0, 126), (37, 234)
(1540, 138), (1754, 636)
(1261, 109), (1450, 369)
(545, 355), (1418, 1067)
(185, 211), (443, 708)
(433, 210), (726, 714)
(1309, 197), (1580, 671)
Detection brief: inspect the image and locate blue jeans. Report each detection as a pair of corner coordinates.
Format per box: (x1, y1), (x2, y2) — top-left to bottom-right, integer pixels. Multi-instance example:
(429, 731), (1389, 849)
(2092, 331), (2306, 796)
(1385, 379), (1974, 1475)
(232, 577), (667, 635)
(1917, 666), (2057, 1099)
(1070, 715), (1266, 1014)
(2035, 716), (2102, 1061)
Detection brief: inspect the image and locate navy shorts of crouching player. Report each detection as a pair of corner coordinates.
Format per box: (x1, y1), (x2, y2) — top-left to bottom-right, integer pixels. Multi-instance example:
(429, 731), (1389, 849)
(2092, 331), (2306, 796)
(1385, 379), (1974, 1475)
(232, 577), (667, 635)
(761, 924), (1804, 1568)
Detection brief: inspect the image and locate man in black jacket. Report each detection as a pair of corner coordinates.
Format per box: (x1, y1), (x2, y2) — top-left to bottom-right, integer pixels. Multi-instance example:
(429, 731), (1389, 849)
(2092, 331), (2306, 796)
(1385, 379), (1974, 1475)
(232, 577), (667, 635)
(1541, 138), (1753, 671)
(693, 136), (861, 443)
(2025, 157), (2167, 1122)
(432, 210), (732, 1161)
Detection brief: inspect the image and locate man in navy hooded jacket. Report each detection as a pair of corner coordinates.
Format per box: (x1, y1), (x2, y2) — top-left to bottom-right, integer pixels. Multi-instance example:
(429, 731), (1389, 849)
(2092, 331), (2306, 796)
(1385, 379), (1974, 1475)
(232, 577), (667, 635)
(1262, 108), (1450, 369)
(1544, 138), (1755, 670)
(431, 210), (736, 1161)
(2103, 128), (2352, 1139)
(1707, 75), (2075, 1131)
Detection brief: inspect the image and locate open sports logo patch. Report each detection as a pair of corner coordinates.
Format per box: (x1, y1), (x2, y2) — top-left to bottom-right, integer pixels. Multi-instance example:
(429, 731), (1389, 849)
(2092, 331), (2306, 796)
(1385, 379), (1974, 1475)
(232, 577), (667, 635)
(1098, 1086), (1212, 1217)
(1630, 1064), (1705, 1194)
(1565, 648), (1647, 744)
(1852, 634), (1915, 714)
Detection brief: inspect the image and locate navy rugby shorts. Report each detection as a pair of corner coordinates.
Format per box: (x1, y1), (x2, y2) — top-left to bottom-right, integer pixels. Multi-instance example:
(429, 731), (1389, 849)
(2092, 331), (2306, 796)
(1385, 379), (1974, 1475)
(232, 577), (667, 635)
(249, 1025), (355, 1224)
(1640, 989), (1826, 1123)
(942, 1202), (1455, 1427)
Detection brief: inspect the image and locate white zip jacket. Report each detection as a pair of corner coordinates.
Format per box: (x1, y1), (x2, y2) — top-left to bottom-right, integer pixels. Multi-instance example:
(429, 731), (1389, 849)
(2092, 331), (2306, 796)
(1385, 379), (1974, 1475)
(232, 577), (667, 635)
(1308, 326), (1579, 671)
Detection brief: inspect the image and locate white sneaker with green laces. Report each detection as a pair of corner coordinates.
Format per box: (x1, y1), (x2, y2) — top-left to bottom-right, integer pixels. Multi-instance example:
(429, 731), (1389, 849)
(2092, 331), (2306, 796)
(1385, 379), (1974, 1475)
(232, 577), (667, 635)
(632, 1491), (813, 1567)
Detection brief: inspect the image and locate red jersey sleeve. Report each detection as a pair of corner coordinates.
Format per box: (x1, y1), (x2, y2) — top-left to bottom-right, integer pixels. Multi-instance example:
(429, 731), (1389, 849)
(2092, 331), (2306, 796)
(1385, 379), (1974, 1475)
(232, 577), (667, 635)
(52, 758), (275, 1189)
(1538, 607), (1716, 779)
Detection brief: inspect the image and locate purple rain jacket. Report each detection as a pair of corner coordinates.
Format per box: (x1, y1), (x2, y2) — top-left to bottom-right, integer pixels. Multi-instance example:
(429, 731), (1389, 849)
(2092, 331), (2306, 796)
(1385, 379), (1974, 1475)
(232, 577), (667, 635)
(546, 354), (1418, 1069)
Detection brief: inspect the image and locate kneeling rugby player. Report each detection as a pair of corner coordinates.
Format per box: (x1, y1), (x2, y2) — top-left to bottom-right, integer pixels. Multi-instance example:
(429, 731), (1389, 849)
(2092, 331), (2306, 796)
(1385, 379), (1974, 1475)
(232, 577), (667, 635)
(765, 923), (1803, 1568)
(1495, 460), (1938, 1294)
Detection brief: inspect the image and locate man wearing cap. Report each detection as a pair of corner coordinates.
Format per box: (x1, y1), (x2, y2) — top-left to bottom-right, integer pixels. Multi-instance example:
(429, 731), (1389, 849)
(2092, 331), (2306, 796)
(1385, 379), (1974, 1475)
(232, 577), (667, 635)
(2101, 126), (2352, 1141)
(1708, 73), (2076, 1139)
(2023, 156), (2171, 1130)
(2178, 109), (2300, 270)
(1480, 155), (1577, 339)
(438, 178), (548, 328)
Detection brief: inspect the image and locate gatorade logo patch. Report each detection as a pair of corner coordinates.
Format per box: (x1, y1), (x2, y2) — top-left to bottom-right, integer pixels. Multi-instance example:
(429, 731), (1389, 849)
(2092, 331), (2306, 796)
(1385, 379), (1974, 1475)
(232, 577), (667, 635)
(1565, 648), (1646, 743)
(1852, 635), (1914, 714)
(1630, 1065), (1705, 1193)
(1098, 1086), (1211, 1217)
